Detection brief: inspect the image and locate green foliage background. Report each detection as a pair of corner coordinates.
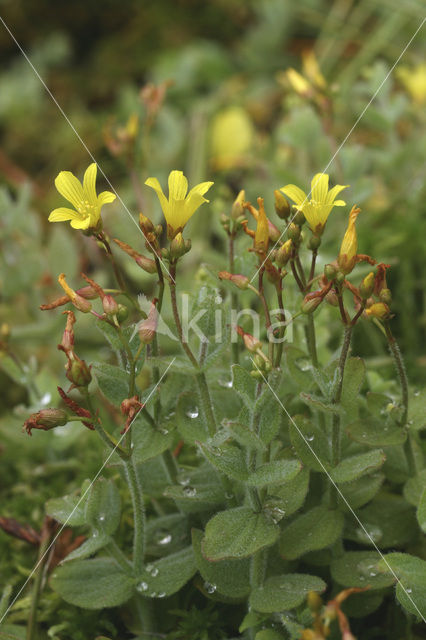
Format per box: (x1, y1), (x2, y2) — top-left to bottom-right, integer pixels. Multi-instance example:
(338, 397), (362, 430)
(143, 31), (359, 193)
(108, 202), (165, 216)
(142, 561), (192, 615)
(0, 1), (425, 638)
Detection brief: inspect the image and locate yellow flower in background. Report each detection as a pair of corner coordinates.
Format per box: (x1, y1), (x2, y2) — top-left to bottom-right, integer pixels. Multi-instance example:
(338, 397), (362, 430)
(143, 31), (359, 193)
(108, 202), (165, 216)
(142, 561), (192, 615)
(338, 206), (361, 274)
(209, 106), (254, 170)
(397, 63), (426, 105)
(49, 163), (116, 230)
(145, 170), (213, 238)
(277, 49), (326, 97)
(280, 173), (348, 234)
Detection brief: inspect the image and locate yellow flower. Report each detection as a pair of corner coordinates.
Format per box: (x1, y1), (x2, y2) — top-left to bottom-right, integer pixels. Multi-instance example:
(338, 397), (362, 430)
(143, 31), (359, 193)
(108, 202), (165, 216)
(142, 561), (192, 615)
(280, 173), (348, 234)
(209, 106), (254, 170)
(397, 63), (426, 105)
(338, 206), (361, 274)
(145, 170), (213, 238)
(49, 163), (116, 230)
(254, 198), (269, 254)
(365, 302), (390, 320)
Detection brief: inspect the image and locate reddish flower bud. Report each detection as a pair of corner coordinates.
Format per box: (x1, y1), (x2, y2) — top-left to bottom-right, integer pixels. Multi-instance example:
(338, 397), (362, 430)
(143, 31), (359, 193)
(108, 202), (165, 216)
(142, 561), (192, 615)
(102, 294), (119, 316)
(67, 356), (92, 388)
(218, 271), (249, 290)
(24, 408), (68, 436)
(236, 326), (262, 353)
(138, 299), (158, 344)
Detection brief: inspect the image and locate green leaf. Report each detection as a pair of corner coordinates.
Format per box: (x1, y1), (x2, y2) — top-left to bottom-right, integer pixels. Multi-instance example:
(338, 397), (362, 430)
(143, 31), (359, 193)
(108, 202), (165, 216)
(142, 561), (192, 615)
(92, 362), (130, 405)
(176, 392), (209, 444)
(239, 611), (268, 633)
(85, 478), (121, 535)
(198, 442), (248, 481)
(340, 357), (365, 415)
(222, 420), (266, 451)
(135, 547), (196, 598)
(192, 529), (250, 598)
(95, 319), (123, 353)
(255, 631), (286, 640)
(417, 489), (426, 533)
(330, 450), (386, 483)
(146, 514), (189, 556)
(247, 459), (301, 488)
(377, 552), (426, 618)
(300, 392), (338, 414)
(346, 419), (406, 446)
(164, 467), (225, 513)
(249, 574), (326, 613)
(279, 506), (344, 560)
(232, 364), (257, 408)
(284, 346), (313, 388)
(403, 470), (426, 506)
(268, 467), (310, 517)
(51, 558), (134, 609)
(202, 507), (279, 561)
(408, 388), (426, 432)
(132, 418), (174, 464)
(331, 551), (395, 590)
(339, 473), (384, 509)
(64, 531), (111, 562)
(344, 495), (417, 548)
(288, 415), (330, 472)
(46, 482), (90, 526)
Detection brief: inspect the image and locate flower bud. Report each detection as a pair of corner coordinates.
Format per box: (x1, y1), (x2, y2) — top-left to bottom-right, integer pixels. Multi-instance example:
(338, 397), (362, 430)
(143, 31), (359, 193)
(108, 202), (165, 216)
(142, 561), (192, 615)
(338, 206), (361, 275)
(58, 273), (92, 313)
(292, 209), (305, 227)
(67, 356), (92, 388)
(254, 198), (269, 253)
(170, 232), (187, 259)
(324, 290), (339, 306)
(236, 326), (262, 353)
(379, 288), (392, 306)
(231, 190), (245, 220)
(301, 293), (323, 314)
(138, 300), (158, 345)
(365, 302), (390, 320)
(307, 235), (321, 251)
(116, 304), (129, 323)
(307, 590), (322, 612)
(102, 294), (119, 316)
(324, 263), (338, 281)
(274, 190), (291, 219)
(288, 222), (301, 242)
(139, 213), (155, 235)
(218, 271), (249, 290)
(360, 272), (375, 299)
(114, 238), (157, 274)
(275, 239), (292, 267)
(59, 310), (75, 353)
(24, 408), (69, 436)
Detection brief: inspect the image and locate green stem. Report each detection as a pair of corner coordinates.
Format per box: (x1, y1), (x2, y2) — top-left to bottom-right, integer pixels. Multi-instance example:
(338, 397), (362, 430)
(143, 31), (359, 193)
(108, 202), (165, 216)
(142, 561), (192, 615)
(169, 262), (216, 436)
(85, 391), (128, 457)
(26, 518), (55, 640)
(107, 539), (133, 571)
(96, 232), (126, 291)
(229, 232), (239, 365)
(258, 268), (274, 363)
(330, 324), (353, 506)
(274, 284), (286, 368)
(123, 457), (145, 575)
(305, 314), (319, 368)
(152, 256), (165, 422)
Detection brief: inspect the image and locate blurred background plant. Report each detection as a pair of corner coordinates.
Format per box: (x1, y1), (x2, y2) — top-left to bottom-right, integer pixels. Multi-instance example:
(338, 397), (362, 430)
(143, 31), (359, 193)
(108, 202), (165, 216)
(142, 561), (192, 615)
(0, 0), (425, 637)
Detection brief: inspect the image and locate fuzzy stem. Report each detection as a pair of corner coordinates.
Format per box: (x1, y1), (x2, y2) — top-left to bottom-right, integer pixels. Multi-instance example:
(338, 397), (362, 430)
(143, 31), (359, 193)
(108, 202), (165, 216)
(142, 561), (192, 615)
(330, 325), (353, 506)
(26, 518), (55, 640)
(123, 456), (145, 575)
(229, 232), (240, 365)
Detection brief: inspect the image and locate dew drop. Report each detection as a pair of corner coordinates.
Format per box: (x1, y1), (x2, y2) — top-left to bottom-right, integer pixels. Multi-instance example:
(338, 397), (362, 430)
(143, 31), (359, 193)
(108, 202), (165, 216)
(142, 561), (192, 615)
(219, 379), (233, 389)
(414, 390), (420, 397)
(297, 358), (311, 372)
(406, 587), (413, 594)
(98, 514), (106, 522)
(186, 407), (199, 419)
(215, 295), (223, 304)
(159, 427), (169, 435)
(40, 392), (52, 406)
(183, 486), (197, 497)
(136, 581), (148, 592)
(155, 530), (172, 546)
(145, 563), (154, 573)
(92, 530), (99, 538)
(306, 434), (315, 442)
(151, 567), (159, 577)
(157, 591), (166, 598)
(204, 581), (217, 594)
(177, 473), (190, 486)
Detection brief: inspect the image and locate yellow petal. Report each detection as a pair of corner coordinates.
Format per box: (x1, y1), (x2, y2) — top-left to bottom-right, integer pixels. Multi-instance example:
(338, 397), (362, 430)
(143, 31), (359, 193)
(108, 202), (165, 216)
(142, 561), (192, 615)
(55, 171), (84, 209)
(168, 170), (188, 201)
(187, 181), (214, 199)
(97, 191), (116, 207)
(145, 177), (169, 218)
(311, 173), (329, 203)
(326, 184), (348, 205)
(83, 163), (98, 205)
(48, 207), (80, 222)
(332, 199), (346, 207)
(70, 216), (91, 230)
(279, 184), (307, 207)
